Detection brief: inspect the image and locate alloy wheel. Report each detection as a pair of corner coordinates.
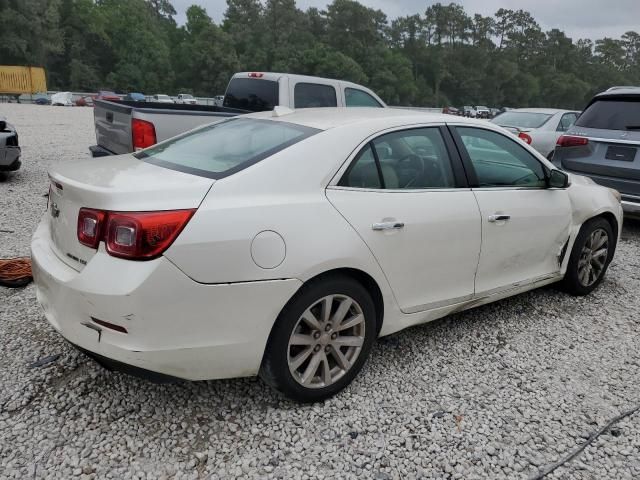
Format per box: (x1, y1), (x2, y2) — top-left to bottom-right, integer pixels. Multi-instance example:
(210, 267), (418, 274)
(287, 295), (366, 389)
(577, 228), (609, 287)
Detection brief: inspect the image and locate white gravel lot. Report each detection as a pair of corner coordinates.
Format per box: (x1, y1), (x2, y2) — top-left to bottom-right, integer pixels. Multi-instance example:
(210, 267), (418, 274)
(1, 103), (640, 480)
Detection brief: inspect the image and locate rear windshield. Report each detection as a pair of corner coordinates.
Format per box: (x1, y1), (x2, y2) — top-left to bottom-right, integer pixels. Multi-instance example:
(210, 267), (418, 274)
(492, 112), (552, 129)
(136, 118), (319, 179)
(575, 98), (640, 130)
(224, 78), (279, 112)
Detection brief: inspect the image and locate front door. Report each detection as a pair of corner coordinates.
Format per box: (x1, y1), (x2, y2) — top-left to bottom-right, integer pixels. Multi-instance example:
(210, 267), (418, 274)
(326, 126), (481, 313)
(451, 125), (572, 295)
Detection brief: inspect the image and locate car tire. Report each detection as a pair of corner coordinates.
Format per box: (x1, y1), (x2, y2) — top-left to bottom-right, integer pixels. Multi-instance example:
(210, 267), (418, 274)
(260, 275), (376, 402)
(559, 217), (615, 296)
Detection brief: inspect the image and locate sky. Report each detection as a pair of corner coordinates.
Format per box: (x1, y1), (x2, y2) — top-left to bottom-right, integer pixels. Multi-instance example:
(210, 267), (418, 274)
(171, 0), (640, 42)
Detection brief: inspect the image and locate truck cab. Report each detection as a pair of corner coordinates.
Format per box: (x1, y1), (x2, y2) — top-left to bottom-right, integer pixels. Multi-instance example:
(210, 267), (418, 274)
(223, 72), (386, 112)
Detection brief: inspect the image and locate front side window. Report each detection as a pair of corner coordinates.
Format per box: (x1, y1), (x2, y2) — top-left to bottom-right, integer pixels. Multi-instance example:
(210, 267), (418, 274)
(339, 128), (456, 189)
(294, 83), (337, 108)
(137, 118), (318, 179)
(456, 127), (547, 188)
(345, 88), (382, 108)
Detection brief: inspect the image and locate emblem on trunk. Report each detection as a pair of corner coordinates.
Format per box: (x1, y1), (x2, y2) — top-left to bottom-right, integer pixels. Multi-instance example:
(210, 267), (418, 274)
(50, 202), (60, 218)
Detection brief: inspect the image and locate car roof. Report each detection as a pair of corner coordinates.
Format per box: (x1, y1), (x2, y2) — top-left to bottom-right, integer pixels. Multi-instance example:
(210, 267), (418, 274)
(595, 87), (640, 98)
(243, 107), (484, 131)
(504, 108), (575, 115)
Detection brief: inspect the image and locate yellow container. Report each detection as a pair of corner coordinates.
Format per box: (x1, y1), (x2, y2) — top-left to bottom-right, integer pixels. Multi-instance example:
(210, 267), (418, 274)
(0, 66), (47, 94)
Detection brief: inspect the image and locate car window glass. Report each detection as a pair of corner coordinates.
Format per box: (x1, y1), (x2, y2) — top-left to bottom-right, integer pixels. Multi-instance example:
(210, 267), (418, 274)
(557, 113), (577, 132)
(345, 88), (382, 107)
(294, 83), (337, 108)
(492, 112), (552, 129)
(339, 145), (381, 189)
(457, 127), (547, 188)
(138, 118), (318, 179)
(575, 99), (640, 130)
(339, 128), (456, 189)
(223, 78), (279, 112)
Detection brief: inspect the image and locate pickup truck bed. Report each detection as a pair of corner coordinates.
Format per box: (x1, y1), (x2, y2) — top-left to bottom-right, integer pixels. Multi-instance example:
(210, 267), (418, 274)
(92, 100), (247, 156)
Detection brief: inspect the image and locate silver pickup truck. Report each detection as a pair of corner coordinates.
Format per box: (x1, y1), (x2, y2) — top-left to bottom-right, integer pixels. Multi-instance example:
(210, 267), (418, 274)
(90, 72), (386, 156)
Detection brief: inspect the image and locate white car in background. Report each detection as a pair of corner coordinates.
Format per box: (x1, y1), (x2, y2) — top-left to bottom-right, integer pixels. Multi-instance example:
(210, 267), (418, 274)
(492, 108), (580, 159)
(463, 105), (477, 117)
(475, 106), (491, 118)
(152, 94), (173, 104)
(51, 92), (73, 106)
(175, 94), (197, 105)
(32, 108), (621, 402)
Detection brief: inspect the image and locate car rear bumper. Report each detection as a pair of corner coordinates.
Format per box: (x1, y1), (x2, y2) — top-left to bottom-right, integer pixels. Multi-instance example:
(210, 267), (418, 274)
(0, 146), (21, 171)
(622, 195), (640, 217)
(31, 217), (302, 381)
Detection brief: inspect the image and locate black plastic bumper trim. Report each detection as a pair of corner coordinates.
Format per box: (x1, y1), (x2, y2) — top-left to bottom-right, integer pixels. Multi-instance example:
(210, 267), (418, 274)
(70, 342), (183, 384)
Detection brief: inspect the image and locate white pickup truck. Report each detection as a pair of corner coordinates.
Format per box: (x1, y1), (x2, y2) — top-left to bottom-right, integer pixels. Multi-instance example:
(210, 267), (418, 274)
(91, 72), (386, 156)
(175, 93), (197, 105)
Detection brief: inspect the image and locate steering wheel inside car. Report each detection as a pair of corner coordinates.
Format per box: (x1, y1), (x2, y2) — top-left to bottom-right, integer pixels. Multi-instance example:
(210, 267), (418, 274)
(397, 154), (425, 188)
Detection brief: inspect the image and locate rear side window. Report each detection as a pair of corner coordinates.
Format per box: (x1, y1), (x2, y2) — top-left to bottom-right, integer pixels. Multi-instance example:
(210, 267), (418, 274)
(345, 88), (382, 107)
(294, 83), (337, 108)
(575, 99), (640, 130)
(557, 113), (577, 132)
(224, 78), (279, 112)
(340, 128), (456, 189)
(137, 118), (319, 179)
(340, 145), (381, 189)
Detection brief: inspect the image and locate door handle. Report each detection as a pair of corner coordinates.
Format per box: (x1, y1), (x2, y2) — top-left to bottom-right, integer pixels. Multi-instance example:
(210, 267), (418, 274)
(372, 221), (405, 231)
(488, 214), (511, 223)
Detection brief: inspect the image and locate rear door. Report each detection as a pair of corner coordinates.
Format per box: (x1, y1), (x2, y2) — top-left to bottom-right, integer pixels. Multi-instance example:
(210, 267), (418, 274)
(556, 97), (640, 197)
(450, 125), (572, 295)
(327, 125), (481, 314)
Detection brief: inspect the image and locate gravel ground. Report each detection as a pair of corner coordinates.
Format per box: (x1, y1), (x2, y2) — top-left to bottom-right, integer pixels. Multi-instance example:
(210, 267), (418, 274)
(1, 103), (640, 480)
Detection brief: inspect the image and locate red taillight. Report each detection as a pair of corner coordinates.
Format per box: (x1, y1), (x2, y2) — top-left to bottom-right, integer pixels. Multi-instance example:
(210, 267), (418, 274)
(248, 72), (264, 78)
(78, 208), (107, 248)
(556, 135), (589, 147)
(76, 209), (195, 260)
(518, 132), (532, 144)
(132, 118), (157, 150)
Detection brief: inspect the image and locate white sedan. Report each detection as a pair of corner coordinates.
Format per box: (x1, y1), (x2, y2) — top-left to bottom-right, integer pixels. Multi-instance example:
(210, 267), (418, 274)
(32, 108), (622, 402)
(491, 108), (580, 159)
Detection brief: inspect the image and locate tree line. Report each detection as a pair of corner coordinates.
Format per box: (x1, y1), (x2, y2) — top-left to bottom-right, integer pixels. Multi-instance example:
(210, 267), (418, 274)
(1, 0), (639, 109)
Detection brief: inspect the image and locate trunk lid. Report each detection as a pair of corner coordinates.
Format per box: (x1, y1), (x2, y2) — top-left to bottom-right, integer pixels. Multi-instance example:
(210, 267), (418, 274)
(94, 100), (134, 154)
(47, 154), (214, 271)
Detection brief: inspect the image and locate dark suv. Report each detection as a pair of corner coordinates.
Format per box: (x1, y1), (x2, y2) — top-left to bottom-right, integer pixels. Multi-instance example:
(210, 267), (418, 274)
(554, 87), (640, 217)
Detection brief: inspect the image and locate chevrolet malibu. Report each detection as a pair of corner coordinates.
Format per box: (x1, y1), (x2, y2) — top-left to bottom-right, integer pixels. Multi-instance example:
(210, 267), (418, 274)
(32, 108), (622, 402)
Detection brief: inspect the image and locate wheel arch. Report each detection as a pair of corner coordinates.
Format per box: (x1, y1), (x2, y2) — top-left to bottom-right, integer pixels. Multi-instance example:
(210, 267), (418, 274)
(298, 268), (385, 336)
(583, 211), (619, 250)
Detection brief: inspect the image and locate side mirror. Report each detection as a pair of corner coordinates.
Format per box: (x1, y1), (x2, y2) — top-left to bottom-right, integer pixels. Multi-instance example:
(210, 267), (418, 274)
(548, 169), (570, 188)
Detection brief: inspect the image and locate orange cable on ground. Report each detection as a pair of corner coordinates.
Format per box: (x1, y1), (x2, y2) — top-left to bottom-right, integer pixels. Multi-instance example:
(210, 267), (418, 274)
(0, 257), (33, 288)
